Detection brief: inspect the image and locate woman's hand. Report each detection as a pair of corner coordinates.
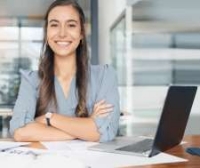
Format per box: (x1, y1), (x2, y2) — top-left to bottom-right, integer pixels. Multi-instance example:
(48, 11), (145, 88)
(35, 115), (46, 124)
(91, 100), (113, 119)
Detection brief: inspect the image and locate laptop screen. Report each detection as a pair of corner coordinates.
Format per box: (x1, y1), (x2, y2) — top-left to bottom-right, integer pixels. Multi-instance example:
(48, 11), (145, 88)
(150, 86), (197, 157)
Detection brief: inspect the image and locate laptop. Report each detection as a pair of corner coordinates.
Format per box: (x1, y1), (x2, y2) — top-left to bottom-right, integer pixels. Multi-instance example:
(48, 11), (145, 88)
(88, 86), (197, 157)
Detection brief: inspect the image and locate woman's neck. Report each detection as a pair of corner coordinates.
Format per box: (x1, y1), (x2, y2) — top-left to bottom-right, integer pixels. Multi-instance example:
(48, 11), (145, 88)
(54, 54), (76, 79)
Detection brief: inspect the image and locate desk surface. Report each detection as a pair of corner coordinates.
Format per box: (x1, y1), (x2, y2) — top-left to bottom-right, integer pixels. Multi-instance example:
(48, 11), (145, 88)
(1, 135), (200, 168)
(23, 135), (200, 168)
(127, 135), (200, 168)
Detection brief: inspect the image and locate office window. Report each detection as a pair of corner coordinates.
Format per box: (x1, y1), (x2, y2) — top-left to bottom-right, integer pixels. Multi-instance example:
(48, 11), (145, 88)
(132, 32), (200, 86)
(0, 19), (43, 106)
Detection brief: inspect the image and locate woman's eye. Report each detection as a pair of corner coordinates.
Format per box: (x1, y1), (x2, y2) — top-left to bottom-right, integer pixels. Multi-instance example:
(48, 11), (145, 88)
(50, 24), (58, 27)
(69, 24), (76, 28)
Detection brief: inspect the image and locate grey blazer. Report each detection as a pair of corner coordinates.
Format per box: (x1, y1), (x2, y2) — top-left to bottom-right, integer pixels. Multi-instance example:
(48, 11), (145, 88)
(9, 64), (120, 142)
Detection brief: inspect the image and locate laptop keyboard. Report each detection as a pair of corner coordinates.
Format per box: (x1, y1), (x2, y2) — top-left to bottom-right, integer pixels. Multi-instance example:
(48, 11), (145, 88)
(116, 139), (154, 153)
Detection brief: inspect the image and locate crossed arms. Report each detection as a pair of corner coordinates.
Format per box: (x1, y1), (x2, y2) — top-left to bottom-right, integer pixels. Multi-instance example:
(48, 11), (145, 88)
(13, 100), (113, 142)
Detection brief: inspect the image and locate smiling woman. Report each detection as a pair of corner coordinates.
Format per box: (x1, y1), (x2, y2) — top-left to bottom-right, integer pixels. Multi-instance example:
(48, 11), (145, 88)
(9, 0), (120, 143)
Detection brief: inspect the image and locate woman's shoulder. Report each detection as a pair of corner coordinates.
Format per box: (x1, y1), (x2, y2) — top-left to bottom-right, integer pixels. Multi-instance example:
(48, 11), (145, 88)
(89, 64), (117, 85)
(90, 64), (116, 77)
(20, 69), (39, 89)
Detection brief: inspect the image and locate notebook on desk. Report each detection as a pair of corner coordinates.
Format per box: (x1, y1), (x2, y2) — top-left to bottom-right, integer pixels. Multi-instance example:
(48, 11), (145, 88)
(89, 86), (197, 157)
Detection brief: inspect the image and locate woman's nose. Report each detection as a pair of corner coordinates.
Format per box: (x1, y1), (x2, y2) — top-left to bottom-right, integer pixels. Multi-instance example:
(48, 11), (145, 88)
(58, 26), (66, 38)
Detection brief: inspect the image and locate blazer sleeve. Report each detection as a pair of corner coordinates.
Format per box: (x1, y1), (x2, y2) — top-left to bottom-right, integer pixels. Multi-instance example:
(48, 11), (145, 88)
(9, 70), (38, 136)
(93, 65), (120, 142)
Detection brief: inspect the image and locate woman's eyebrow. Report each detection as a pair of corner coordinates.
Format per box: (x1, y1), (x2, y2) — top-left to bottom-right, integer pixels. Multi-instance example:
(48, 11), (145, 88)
(66, 19), (78, 24)
(48, 19), (78, 24)
(49, 19), (59, 23)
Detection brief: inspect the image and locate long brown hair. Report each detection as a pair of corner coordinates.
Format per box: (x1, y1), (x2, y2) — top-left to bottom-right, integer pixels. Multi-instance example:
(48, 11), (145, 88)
(36, 0), (89, 117)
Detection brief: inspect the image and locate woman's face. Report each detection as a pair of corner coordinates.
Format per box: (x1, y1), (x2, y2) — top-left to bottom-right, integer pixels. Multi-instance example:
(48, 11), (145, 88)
(47, 5), (82, 58)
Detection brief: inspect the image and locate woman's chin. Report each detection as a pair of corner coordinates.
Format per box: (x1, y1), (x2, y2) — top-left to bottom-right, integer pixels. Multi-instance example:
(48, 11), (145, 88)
(54, 51), (76, 58)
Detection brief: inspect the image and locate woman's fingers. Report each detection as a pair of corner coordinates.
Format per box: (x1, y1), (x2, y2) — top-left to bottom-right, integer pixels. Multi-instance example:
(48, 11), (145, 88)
(95, 99), (105, 106)
(95, 104), (113, 114)
(95, 107), (113, 118)
(35, 115), (46, 124)
(96, 106), (113, 114)
(94, 100), (113, 112)
(94, 99), (105, 111)
(96, 113), (110, 118)
(91, 100), (114, 118)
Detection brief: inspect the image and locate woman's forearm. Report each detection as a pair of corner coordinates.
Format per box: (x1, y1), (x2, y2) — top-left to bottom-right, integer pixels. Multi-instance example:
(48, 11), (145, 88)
(50, 113), (100, 142)
(13, 122), (76, 142)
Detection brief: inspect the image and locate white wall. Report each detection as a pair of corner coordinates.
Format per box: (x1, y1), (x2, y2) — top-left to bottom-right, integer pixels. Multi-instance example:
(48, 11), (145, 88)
(98, 0), (126, 64)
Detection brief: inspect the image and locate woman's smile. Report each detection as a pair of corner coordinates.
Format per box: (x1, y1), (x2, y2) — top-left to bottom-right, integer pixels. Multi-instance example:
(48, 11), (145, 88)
(55, 41), (72, 48)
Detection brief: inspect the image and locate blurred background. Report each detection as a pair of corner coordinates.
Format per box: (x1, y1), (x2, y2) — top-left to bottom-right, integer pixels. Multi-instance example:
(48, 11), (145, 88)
(0, 0), (200, 138)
